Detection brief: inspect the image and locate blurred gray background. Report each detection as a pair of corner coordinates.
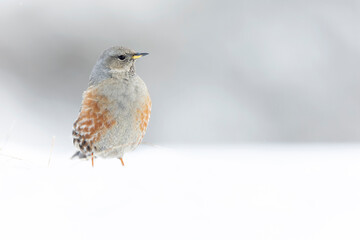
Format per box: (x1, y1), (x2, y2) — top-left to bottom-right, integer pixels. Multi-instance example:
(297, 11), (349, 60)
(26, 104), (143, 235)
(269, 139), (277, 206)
(1, 0), (360, 150)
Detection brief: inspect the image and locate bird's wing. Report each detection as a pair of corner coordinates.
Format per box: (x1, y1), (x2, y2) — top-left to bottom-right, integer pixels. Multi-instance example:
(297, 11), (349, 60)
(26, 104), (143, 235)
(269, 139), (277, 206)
(72, 86), (116, 154)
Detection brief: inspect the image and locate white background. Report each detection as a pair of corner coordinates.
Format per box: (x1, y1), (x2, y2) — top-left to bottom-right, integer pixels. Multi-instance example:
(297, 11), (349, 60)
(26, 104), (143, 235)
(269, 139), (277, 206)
(1, 144), (360, 240)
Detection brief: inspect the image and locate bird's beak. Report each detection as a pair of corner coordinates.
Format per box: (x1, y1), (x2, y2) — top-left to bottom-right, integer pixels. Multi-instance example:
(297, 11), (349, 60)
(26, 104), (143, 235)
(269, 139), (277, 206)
(132, 52), (149, 59)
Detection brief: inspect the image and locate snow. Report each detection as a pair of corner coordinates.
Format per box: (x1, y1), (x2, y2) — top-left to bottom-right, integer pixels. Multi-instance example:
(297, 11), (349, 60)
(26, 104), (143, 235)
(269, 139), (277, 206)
(1, 144), (360, 240)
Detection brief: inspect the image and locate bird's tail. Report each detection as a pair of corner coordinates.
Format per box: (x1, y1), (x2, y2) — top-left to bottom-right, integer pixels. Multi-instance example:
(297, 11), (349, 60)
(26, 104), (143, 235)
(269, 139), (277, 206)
(71, 151), (88, 159)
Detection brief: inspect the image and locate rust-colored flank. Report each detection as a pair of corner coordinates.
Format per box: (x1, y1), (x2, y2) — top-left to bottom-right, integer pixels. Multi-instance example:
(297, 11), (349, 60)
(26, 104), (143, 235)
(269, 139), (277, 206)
(136, 95), (152, 144)
(77, 89), (116, 143)
(73, 87), (116, 158)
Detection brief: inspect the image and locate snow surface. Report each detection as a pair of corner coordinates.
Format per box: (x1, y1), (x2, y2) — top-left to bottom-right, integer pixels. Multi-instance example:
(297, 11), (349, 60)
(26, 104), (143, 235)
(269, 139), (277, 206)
(1, 144), (360, 240)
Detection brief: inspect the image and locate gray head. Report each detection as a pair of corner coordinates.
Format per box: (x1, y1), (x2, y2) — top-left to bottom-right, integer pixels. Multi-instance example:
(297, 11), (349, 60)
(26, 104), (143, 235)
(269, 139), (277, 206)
(89, 46), (149, 86)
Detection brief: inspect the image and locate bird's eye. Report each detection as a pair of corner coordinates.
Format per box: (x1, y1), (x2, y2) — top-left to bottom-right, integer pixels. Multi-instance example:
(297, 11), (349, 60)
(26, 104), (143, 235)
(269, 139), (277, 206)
(118, 55), (126, 60)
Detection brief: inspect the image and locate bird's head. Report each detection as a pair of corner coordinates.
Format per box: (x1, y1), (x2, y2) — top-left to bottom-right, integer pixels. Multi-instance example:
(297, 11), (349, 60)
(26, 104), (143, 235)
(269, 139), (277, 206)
(89, 46), (148, 85)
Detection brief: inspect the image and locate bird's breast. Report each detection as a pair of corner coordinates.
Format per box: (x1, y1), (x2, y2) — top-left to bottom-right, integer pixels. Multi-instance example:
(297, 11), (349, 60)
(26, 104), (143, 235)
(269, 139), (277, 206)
(95, 77), (151, 131)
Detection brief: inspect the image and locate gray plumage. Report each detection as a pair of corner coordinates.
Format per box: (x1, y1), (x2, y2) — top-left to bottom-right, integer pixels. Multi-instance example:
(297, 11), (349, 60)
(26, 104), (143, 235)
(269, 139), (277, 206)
(72, 46), (151, 164)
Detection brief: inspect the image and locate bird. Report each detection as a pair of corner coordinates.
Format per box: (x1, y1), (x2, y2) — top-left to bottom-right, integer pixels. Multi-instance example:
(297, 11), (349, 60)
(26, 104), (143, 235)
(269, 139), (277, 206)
(72, 46), (151, 167)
